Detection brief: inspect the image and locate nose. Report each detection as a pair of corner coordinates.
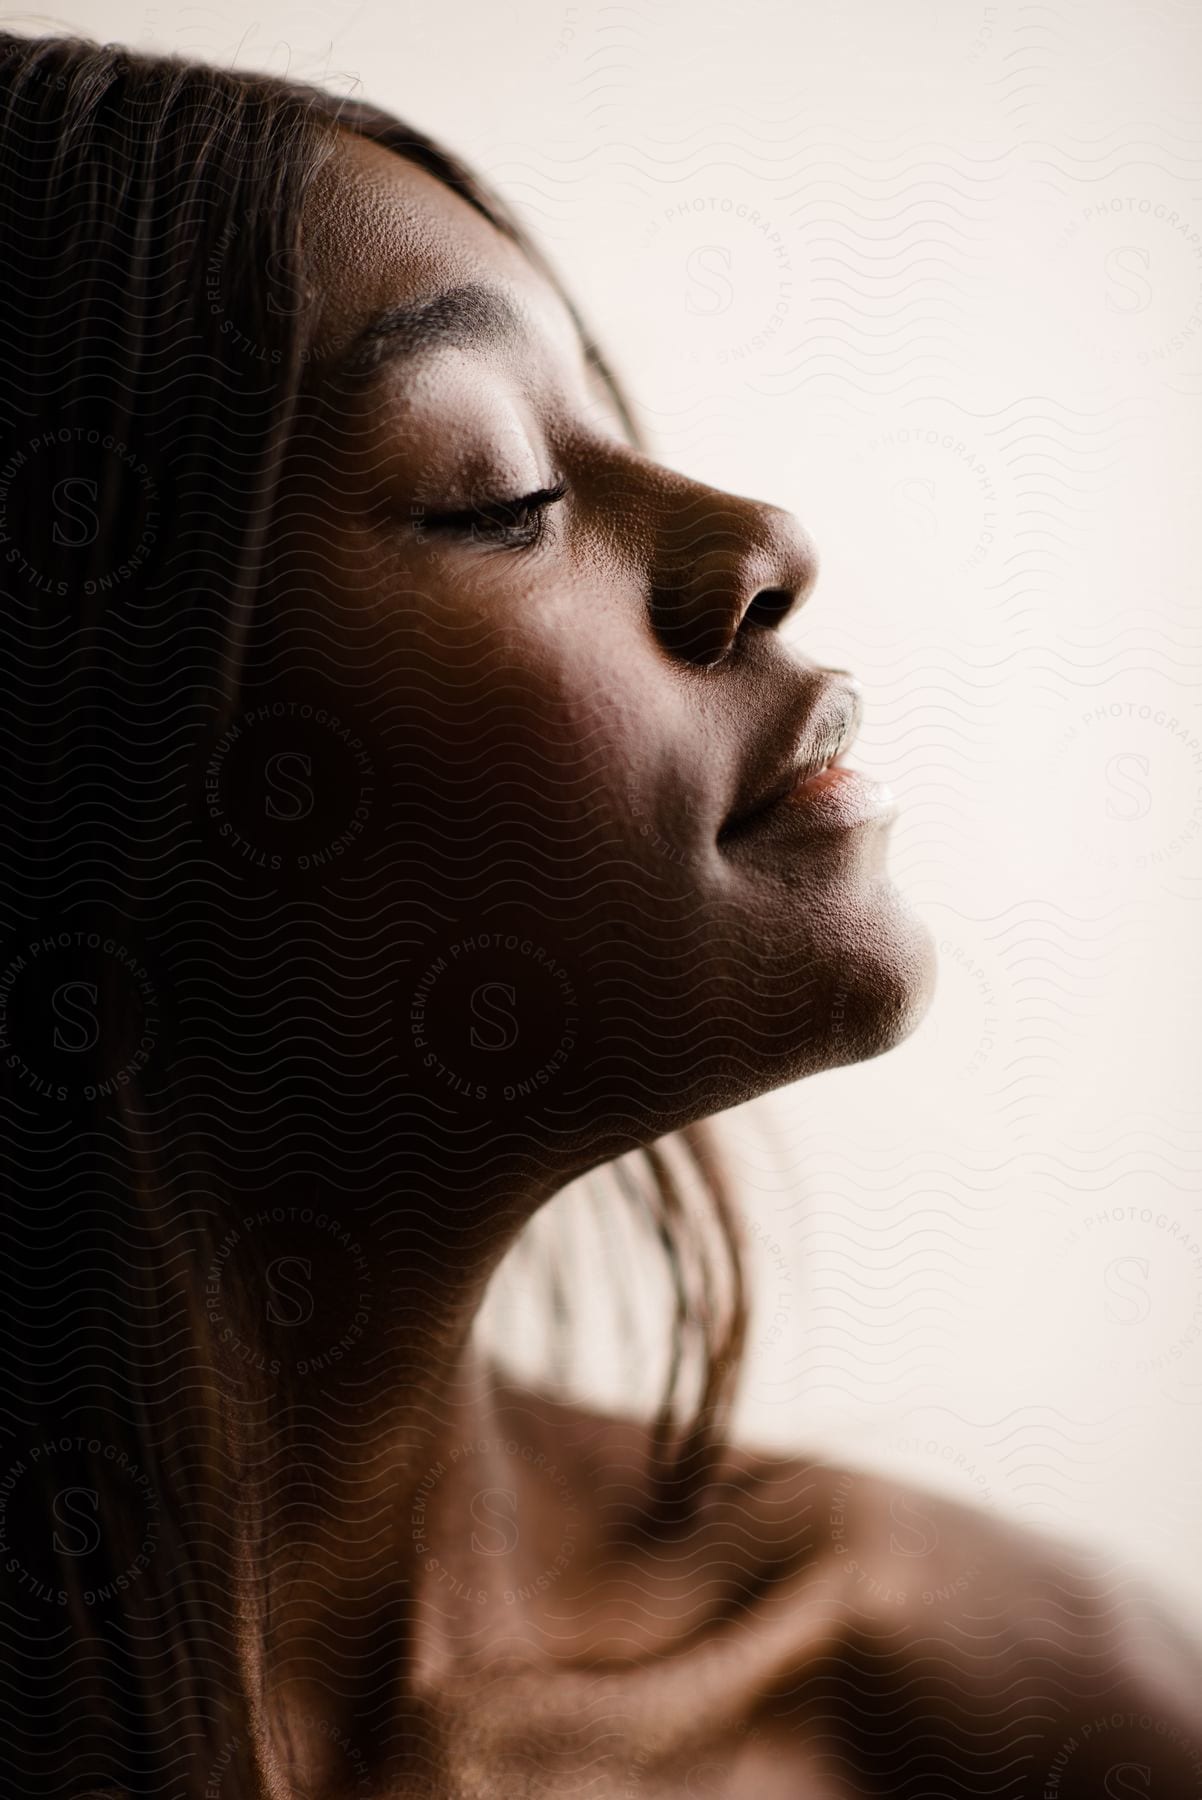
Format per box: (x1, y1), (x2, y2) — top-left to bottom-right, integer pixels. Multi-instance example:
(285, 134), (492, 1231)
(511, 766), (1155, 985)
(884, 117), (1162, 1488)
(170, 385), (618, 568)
(648, 480), (819, 668)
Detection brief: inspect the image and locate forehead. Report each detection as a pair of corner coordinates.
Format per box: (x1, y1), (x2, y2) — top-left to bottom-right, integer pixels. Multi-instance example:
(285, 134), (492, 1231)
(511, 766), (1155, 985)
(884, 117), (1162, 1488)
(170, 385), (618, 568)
(303, 128), (580, 374)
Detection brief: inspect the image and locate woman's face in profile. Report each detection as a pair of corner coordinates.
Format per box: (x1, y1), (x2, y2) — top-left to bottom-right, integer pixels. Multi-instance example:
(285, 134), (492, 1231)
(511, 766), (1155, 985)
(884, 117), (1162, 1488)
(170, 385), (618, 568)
(268, 129), (934, 1161)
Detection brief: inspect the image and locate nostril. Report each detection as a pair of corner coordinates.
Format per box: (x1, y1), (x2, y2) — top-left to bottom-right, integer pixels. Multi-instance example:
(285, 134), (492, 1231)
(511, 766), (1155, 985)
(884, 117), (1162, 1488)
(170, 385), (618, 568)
(743, 587), (796, 632)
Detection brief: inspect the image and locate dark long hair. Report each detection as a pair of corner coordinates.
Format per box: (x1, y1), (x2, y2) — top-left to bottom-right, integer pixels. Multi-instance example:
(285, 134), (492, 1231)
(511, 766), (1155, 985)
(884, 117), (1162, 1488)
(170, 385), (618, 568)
(0, 33), (747, 1798)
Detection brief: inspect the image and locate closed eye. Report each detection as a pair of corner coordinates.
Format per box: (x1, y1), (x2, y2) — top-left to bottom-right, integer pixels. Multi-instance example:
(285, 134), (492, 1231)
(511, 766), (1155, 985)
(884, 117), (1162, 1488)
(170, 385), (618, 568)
(415, 478), (569, 548)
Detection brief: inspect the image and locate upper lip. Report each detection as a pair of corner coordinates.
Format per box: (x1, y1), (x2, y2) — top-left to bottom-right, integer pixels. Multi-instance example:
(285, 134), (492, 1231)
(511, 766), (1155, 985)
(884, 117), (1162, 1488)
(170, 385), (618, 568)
(720, 670), (864, 837)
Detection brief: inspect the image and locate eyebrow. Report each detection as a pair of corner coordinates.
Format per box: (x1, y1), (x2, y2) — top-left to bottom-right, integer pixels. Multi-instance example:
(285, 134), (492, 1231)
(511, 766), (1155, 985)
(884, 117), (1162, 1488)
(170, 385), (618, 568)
(337, 281), (524, 378)
(333, 277), (643, 448)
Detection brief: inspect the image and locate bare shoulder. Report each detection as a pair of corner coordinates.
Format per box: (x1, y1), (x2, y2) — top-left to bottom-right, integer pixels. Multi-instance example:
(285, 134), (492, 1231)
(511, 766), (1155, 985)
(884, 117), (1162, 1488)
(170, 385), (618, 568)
(481, 1374), (1202, 1794)
(732, 1439), (1202, 1797)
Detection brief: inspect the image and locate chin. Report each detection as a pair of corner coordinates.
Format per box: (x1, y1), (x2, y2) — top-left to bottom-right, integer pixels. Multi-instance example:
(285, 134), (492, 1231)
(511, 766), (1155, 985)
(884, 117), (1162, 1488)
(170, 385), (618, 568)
(813, 874), (937, 1072)
(553, 889), (935, 1174)
(712, 871), (938, 1109)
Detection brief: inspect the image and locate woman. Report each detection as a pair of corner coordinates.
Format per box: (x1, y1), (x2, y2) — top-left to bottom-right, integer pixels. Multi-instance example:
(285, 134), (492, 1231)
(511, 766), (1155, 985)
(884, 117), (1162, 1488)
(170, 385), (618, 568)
(0, 30), (1198, 1799)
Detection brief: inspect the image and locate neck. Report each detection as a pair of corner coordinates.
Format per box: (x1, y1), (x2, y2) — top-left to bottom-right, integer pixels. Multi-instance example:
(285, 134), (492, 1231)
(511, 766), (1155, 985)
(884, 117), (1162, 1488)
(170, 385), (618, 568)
(208, 1160), (557, 1777)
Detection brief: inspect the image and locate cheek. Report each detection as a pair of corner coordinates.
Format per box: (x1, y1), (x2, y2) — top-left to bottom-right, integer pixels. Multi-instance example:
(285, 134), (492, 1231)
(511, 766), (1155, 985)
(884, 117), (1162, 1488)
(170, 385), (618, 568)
(546, 632), (723, 865)
(361, 584), (621, 878)
(374, 567), (671, 849)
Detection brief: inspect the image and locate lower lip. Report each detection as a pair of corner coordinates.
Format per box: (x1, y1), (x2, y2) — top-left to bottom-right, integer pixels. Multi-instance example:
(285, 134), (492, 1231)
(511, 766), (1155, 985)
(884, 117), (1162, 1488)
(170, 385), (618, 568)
(727, 760), (896, 842)
(785, 760), (896, 829)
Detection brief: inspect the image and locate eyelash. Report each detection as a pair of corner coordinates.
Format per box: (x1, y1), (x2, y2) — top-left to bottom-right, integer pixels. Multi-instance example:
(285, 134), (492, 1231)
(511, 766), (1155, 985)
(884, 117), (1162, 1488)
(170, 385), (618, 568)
(417, 479), (569, 549)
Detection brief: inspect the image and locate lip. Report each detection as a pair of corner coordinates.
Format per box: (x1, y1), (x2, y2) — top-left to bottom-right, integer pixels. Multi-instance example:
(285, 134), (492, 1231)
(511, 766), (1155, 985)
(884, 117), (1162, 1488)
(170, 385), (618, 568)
(779, 757), (897, 831)
(720, 669), (896, 843)
(723, 757), (897, 846)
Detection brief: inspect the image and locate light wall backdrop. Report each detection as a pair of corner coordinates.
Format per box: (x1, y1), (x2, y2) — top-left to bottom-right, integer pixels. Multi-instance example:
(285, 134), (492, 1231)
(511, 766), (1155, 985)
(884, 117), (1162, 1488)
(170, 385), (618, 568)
(20, 0), (1202, 1616)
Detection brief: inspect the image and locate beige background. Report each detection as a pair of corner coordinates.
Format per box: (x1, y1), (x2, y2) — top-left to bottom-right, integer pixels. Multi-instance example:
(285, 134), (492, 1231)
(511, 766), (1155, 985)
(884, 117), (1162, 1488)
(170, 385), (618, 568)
(17, 0), (1202, 1614)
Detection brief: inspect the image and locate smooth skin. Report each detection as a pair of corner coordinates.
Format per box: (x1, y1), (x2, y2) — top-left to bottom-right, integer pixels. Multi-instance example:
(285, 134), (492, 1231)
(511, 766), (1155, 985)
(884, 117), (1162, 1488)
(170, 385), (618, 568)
(221, 132), (1201, 1797)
